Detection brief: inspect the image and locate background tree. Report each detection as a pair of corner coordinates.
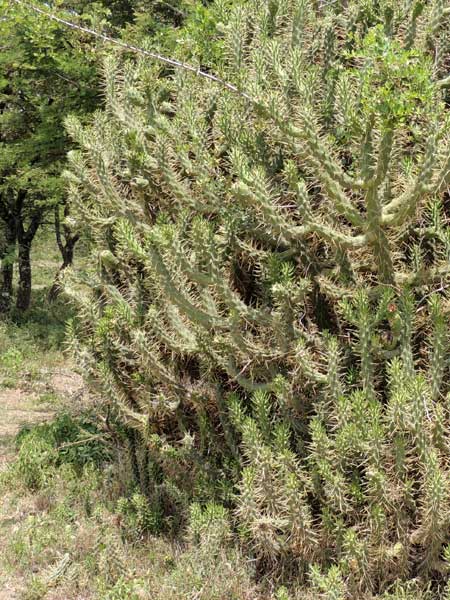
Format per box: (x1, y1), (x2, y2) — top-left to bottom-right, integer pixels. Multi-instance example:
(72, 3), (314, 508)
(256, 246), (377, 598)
(0, 0), (201, 313)
(0, 1), (112, 312)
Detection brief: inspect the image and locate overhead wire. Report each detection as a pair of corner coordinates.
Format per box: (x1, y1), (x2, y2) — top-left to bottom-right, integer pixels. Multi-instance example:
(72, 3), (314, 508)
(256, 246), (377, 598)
(9, 0), (253, 101)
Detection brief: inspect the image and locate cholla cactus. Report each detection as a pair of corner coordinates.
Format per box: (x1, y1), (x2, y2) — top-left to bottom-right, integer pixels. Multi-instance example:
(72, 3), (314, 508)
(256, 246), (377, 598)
(233, 294), (449, 592)
(63, 0), (450, 596)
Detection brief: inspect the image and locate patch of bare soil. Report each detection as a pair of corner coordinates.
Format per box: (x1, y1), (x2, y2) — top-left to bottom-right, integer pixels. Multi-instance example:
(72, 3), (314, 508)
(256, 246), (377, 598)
(50, 370), (84, 397)
(0, 580), (21, 600)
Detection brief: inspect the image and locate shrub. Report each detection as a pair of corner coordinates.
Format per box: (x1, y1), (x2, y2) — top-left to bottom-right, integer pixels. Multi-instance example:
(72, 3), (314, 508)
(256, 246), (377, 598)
(10, 413), (110, 489)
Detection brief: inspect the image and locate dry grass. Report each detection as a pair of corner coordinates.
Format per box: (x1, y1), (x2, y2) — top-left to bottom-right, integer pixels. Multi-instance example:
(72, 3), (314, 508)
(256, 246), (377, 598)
(0, 460), (265, 600)
(0, 365), (264, 599)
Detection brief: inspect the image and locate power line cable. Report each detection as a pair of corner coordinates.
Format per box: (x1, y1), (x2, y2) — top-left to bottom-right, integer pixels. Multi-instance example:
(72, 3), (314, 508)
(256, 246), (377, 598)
(10, 0), (253, 101)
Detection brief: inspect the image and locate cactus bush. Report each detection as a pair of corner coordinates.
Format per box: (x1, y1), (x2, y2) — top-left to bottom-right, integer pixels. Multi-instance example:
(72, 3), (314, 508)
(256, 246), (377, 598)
(63, 0), (450, 596)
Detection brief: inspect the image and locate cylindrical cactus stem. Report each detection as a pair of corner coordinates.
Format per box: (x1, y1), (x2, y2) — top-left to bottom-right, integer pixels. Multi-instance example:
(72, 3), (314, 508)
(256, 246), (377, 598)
(360, 114), (376, 183)
(382, 129), (439, 225)
(428, 0), (446, 45)
(325, 335), (343, 420)
(435, 151), (450, 193)
(344, 290), (377, 399)
(147, 246), (223, 330)
(366, 190), (395, 284)
(398, 292), (415, 378)
(429, 294), (447, 401)
(364, 127), (395, 284)
(359, 314), (375, 400)
(404, 1), (425, 50)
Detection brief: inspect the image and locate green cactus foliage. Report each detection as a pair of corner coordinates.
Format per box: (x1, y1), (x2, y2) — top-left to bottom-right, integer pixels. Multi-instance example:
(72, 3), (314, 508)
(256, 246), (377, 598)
(63, 0), (450, 597)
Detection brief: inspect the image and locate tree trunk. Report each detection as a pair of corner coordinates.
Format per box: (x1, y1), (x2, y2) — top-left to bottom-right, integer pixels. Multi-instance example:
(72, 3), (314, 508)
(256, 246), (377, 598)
(48, 239), (78, 302)
(0, 220), (16, 313)
(15, 203), (43, 313)
(16, 241), (31, 312)
(48, 204), (79, 302)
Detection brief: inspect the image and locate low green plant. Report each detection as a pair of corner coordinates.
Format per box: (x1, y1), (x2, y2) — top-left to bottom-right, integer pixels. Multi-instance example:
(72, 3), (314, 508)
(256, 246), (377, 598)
(116, 491), (162, 540)
(187, 502), (231, 549)
(0, 346), (24, 387)
(12, 431), (57, 490)
(10, 413), (109, 490)
(0, 286), (72, 391)
(0, 347), (23, 372)
(98, 577), (145, 600)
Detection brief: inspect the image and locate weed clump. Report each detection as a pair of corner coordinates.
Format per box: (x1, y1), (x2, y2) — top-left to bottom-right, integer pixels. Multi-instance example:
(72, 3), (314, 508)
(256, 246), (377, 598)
(8, 414), (109, 490)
